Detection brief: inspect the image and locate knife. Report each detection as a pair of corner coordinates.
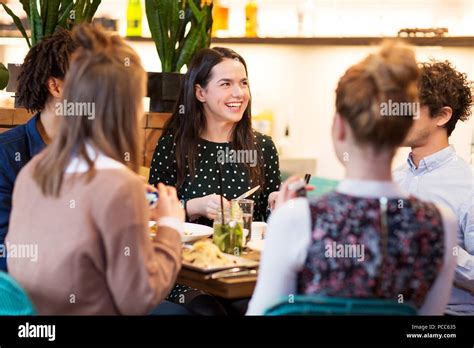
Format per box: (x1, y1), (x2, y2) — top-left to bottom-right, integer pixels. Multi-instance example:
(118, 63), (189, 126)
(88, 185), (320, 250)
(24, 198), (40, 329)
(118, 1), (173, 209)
(235, 185), (260, 200)
(205, 267), (258, 280)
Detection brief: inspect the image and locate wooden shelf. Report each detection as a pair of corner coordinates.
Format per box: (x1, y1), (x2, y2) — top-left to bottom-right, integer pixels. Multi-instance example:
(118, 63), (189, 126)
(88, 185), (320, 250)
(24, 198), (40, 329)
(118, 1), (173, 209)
(125, 36), (474, 47)
(3, 35), (472, 47)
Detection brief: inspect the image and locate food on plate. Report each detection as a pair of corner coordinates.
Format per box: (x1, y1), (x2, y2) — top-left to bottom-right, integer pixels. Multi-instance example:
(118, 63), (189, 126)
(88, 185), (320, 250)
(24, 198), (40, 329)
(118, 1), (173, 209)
(149, 222), (191, 236)
(182, 240), (236, 268)
(148, 221), (158, 240)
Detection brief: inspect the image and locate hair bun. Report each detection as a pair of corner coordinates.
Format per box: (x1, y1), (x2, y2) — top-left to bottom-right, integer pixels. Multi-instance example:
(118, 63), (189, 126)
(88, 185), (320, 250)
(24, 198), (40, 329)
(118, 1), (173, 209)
(364, 40), (419, 93)
(336, 40), (420, 150)
(72, 24), (110, 54)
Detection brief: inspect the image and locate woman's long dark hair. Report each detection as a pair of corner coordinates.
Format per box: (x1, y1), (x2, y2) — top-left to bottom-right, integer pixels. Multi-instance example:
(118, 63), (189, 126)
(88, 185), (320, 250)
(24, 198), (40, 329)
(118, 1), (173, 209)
(164, 47), (264, 188)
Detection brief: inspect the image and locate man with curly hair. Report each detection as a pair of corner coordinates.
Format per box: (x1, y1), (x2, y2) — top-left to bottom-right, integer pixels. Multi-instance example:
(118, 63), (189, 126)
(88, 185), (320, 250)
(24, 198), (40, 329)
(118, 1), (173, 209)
(0, 29), (76, 272)
(394, 60), (474, 315)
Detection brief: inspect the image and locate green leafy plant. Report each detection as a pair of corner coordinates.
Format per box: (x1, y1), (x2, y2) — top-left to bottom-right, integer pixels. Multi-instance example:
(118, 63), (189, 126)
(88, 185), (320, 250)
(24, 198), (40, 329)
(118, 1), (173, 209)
(0, 63), (9, 90)
(145, 0), (213, 73)
(1, 0), (102, 48)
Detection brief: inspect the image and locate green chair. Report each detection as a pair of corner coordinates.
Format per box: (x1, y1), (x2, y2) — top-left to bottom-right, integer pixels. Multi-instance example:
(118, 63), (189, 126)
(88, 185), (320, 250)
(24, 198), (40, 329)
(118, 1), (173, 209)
(279, 173), (340, 198)
(264, 295), (417, 316)
(307, 176), (340, 198)
(0, 272), (36, 315)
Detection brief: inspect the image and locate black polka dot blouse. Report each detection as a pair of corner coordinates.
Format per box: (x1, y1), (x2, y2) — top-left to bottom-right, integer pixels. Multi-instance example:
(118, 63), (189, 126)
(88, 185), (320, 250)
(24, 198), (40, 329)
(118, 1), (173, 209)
(149, 131), (281, 227)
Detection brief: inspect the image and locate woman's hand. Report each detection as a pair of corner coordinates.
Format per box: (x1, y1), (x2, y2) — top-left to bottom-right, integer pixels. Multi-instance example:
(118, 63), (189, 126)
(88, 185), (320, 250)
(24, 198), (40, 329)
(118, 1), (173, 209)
(152, 183), (185, 222)
(267, 191), (280, 211)
(186, 194), (230, 220)
(270, 175), (315, 211)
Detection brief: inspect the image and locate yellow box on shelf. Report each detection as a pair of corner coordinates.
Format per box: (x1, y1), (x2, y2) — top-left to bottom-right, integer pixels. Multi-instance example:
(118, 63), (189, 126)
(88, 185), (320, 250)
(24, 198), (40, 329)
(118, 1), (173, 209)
(212, 0), (229, 37)
(252, 109), (273, 137)
(245, 0), (258, 37)
(126, 0), (142, 38)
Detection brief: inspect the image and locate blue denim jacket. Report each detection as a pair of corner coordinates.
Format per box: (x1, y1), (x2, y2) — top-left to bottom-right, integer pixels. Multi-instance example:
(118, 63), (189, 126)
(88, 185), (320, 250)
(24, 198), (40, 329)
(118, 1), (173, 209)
(0, 113), (45, 271)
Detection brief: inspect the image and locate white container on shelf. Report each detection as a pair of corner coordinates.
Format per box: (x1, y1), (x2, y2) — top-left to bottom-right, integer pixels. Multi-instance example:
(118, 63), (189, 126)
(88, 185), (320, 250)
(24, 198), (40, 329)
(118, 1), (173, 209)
(297, 0), (317, 37)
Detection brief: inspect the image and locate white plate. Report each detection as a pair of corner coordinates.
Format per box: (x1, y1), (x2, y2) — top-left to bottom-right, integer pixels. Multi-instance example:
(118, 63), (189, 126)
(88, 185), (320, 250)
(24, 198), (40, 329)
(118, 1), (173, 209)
(247, 239), (264, 252)
(149, 222), (213, 243)
(182, 223), (213, 243)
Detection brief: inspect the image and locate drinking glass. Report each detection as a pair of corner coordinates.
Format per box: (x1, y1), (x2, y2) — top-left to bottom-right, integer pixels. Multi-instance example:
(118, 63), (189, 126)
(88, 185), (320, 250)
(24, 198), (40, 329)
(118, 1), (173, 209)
(231, 199), (254, 245)
(213, 206), (244, 255)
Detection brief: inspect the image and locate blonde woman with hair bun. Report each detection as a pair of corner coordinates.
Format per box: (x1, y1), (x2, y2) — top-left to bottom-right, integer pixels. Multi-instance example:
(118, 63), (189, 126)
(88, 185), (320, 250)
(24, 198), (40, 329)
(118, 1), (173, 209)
(248, 41), (458, 316)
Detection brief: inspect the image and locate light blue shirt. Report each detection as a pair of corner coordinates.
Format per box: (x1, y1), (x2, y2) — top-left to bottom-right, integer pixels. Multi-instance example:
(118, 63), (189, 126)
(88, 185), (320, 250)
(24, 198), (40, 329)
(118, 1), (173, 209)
(393, 145), (474, 315)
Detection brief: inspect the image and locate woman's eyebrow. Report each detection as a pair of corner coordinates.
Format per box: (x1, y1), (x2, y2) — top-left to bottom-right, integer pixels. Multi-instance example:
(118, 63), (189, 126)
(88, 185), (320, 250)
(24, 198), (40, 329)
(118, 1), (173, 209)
(216, 78), (249, 83)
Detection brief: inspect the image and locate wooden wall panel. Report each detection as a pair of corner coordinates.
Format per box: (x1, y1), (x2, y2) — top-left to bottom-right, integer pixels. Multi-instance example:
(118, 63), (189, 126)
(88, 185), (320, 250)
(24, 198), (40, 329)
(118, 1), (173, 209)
(0, 108), (171, 167)
(12, 108), (33, 125)
(144, 128), (163, 168)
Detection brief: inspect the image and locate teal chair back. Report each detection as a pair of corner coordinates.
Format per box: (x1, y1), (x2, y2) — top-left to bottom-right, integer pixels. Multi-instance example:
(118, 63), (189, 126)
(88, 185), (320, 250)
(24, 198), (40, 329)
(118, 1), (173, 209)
(279, 174), (340, 198)
(307, 176), (340, 198)
(0, 272), (36, 315)
(265, 295), (417, 316)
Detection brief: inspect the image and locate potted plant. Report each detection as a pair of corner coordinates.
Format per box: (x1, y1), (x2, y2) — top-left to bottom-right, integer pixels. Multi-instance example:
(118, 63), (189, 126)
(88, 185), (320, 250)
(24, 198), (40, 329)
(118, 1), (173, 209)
(1, 0), (102, 95)
(0, 63), (8, 90)
(2, 0), (102, 48)
(145, 0), (213, 112)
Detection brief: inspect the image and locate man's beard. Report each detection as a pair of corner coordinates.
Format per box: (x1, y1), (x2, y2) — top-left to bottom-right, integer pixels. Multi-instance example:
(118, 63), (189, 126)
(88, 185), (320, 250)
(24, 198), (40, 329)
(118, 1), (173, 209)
(402, 128), (430, 148)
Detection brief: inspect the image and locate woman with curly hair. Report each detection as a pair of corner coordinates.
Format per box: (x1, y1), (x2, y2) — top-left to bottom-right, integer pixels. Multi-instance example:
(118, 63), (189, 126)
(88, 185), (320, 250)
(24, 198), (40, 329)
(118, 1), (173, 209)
(0, 29), (76, 271)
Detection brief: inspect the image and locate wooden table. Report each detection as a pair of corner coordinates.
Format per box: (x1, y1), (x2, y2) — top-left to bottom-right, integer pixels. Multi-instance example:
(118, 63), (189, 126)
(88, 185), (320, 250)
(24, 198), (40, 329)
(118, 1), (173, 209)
(176, 250), (260, 300)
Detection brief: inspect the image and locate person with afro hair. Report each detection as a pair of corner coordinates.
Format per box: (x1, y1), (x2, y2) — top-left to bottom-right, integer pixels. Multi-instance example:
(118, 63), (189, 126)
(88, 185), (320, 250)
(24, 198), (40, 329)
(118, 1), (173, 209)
(0, 29), (76, 271)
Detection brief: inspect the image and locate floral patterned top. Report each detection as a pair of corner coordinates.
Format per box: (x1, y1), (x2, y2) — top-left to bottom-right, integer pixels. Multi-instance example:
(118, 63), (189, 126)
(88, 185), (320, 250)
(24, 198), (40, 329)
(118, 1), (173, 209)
(297, 191), (445, 308)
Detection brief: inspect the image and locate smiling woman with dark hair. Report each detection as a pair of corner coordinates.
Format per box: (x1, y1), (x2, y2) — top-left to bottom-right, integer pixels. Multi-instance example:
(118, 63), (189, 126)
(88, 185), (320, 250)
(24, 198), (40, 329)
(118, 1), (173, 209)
(148, 47), (281, 315)
(149, 47), (281, 227)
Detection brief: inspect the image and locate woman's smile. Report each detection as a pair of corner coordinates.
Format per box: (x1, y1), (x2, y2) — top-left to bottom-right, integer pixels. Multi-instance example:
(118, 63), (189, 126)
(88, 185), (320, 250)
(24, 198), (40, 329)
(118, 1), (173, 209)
(225, 101), (244, 113)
